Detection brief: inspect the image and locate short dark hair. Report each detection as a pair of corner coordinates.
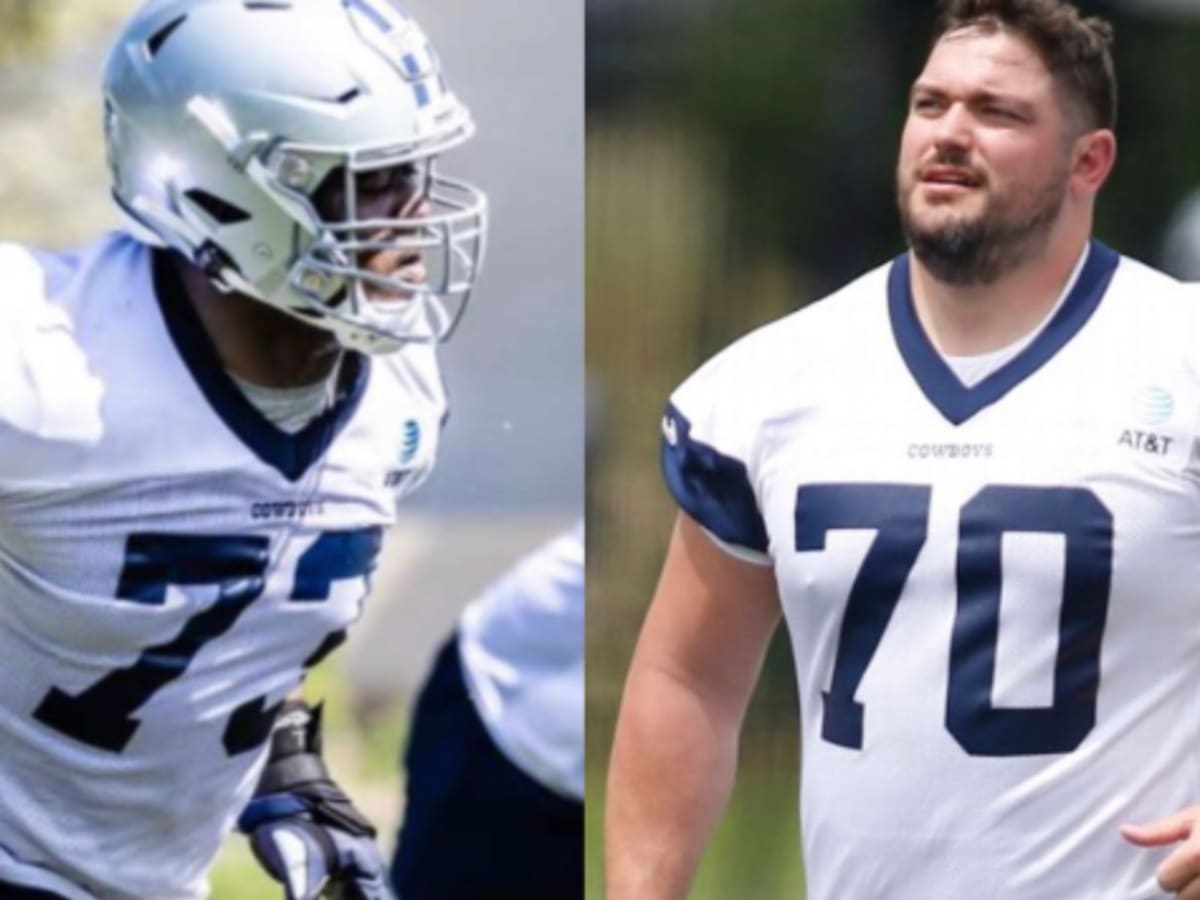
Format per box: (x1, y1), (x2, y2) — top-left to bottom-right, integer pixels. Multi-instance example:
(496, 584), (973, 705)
(934, 0), (1117, 132)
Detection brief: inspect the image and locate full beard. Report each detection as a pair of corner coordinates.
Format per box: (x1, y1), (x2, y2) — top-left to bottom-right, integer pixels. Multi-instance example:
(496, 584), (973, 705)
(897, 172), (1067, 286)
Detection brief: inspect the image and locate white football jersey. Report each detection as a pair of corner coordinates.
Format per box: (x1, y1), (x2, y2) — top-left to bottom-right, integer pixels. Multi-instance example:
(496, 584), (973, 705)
(0, 232), (445, 899)
(663, 242), (1199, 900)
(458, 521), (584, 801)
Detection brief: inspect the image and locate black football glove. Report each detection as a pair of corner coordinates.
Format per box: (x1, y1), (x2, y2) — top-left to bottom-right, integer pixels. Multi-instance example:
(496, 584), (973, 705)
(237, 701), (395, 900)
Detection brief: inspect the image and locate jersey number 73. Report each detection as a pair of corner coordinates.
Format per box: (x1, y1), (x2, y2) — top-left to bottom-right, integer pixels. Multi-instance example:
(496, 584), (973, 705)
(33, 527), (381, 757)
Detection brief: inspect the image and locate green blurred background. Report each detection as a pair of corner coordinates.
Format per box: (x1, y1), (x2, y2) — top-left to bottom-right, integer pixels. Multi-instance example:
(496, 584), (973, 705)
(586, 1), (1200, 896)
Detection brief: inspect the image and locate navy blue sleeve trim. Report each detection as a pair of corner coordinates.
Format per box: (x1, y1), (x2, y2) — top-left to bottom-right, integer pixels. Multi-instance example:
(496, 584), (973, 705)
(660, 402), (769, 553)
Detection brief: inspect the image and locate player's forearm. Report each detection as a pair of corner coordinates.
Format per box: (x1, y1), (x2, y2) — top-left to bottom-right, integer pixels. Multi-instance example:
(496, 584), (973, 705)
(605, 660), (741, 900)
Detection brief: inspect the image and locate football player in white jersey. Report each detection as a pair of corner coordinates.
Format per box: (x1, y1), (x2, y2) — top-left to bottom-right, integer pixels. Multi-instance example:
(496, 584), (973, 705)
(0, 1), (485, 898)
(607, 0), (1200, 898)
(390, 522), (583, 898)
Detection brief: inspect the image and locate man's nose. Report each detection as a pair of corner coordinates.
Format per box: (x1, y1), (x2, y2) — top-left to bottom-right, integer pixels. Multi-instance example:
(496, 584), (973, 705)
(931, 102), (974, 155)
(405, 198), (433, 219)
(393, 199), (433, 237)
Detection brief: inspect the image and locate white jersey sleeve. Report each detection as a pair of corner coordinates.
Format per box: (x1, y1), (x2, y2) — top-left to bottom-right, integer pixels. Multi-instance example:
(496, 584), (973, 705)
(0, 243), (104, 451)
(662, 334), (777, 564)
(458, 521), (584, 800)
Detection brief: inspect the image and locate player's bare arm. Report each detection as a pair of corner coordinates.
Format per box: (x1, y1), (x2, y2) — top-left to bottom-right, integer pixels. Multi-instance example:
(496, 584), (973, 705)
(606, 512), (781, 900)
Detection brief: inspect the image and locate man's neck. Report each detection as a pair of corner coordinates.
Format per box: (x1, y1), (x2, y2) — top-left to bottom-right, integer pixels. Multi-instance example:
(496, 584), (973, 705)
(174, 255), (343, 388)
(909, 224), (1091, 358)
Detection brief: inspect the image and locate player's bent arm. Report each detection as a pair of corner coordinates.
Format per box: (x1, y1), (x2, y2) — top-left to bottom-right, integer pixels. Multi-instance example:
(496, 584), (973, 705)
(606, 512), (782, 900)
(239, 695), (394, 900)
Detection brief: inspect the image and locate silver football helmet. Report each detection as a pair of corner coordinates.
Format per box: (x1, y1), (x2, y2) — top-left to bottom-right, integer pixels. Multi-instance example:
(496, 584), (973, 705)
(104, 0), (487, 353)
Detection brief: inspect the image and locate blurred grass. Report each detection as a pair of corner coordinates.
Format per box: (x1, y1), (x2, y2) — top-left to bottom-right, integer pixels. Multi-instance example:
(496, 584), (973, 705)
(585, 755), (805, 899)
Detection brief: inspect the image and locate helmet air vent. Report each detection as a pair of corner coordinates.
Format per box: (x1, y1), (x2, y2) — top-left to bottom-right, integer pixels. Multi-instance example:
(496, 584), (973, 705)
(145, 15), (187, 58)
(184, 189), (252, 225)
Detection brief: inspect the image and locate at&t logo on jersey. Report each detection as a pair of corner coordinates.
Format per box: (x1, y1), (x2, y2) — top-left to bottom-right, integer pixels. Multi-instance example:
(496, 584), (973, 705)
(400, 418), (420, 464)
(384, 418), (422, 487)
(1134, 384), (1174, 426)
(1116, 385), (1177, 456)
(1117, 429), (1173, 456)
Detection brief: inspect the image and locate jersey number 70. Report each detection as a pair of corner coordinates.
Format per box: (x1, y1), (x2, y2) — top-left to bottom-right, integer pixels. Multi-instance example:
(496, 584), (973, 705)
(797, 484), (1113, 757)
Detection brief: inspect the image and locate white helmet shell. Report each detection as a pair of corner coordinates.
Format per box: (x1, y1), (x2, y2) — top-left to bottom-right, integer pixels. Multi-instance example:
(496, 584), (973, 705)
(104, 0), (488, 353)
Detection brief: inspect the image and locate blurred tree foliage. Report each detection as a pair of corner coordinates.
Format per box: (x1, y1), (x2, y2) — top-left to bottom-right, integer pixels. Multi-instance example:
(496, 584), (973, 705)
(684, 0), (898, 294)
(0, 1), (138, 64)
(0, 1), (49, 61)
(679, 0), (1200, 289)
(0, 1), (140, 246)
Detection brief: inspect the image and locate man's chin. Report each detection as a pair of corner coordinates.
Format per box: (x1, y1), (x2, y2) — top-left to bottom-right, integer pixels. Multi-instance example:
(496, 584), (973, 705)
(902, 192), (986, 235)
(907, 221), (981, 252)
(366, 277), (430, 305)
(323, 282), (427, 309)
(365, 290), (417, 307)
(905, 197), (981, 229)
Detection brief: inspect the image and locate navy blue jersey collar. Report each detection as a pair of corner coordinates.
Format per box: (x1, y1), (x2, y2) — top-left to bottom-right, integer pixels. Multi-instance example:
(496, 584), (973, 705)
(152, 249), (371, 482)
(887, 241), (1119, 426)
